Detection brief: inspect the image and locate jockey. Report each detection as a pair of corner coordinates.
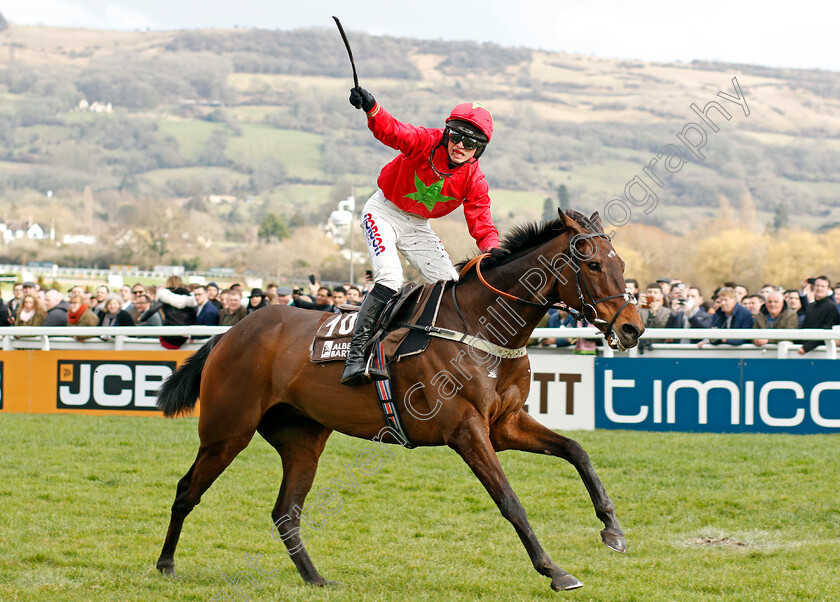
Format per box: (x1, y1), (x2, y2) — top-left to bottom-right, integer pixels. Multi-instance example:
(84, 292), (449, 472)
(341, 86), (502, 386)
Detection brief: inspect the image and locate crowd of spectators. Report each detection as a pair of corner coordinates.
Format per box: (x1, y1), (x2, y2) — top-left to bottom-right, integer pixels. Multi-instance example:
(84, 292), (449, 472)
(535, 275), (840, 355)
(4, 272), (839, 355)
(0, 275), (368, 348)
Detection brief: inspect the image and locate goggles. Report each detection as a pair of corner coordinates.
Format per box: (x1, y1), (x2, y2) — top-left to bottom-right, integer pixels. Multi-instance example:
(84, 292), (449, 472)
(448, 129), (485, 150)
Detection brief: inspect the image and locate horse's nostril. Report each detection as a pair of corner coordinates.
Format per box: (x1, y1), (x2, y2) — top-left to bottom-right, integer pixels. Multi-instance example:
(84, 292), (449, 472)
(621, 324), (640, 339)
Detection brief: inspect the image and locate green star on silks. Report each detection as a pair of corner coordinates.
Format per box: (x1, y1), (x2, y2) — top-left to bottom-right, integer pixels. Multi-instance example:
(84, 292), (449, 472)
(405, 173), (456, 212)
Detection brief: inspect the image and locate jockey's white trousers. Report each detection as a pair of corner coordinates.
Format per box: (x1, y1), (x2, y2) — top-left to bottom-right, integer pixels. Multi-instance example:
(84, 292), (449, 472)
(360, 190), (459, 291)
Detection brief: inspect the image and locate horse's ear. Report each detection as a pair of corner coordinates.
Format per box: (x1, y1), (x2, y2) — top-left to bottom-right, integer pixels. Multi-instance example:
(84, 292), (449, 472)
(557, 207), (575, 227)
(588, 211), (604, 233)
(557, 207), (577, 230)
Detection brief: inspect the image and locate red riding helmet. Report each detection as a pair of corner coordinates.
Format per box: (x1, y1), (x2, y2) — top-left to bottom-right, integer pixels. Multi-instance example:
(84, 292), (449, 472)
(446, 102), (493, 143)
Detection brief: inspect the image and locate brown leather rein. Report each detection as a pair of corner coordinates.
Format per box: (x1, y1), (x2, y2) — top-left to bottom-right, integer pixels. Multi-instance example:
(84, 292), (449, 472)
(458, 234), (634, 341)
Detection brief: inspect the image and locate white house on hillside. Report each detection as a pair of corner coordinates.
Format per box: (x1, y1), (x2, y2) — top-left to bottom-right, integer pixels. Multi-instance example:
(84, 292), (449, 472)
(1, 221), (56, 243)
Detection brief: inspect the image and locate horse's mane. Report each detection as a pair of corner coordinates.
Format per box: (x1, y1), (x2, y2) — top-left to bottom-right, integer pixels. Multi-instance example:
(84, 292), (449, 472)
(454, 209), (598, 272)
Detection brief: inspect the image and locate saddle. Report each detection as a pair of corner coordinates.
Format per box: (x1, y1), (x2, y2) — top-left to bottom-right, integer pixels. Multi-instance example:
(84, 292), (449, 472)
(309, 282), (446, 364)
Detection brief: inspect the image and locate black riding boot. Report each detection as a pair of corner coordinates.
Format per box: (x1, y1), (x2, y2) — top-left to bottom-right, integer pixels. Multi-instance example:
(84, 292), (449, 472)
(341, 284), (396, 386)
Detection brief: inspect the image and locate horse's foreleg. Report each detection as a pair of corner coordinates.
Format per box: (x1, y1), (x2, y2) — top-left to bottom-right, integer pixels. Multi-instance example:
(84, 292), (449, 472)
(258, 414), (335, 587)
(157, 434), (254, 576)
(490, 410), (626, 554)
(448, 421), (583, 591)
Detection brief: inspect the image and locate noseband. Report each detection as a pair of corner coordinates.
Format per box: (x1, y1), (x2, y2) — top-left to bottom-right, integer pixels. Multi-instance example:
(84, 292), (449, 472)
(459, 232), (635, 342)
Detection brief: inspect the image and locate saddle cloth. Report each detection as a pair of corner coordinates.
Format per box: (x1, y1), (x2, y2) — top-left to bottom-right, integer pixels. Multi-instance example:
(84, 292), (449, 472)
(309, 309), (358, 363)
(308, 282), (446, 364)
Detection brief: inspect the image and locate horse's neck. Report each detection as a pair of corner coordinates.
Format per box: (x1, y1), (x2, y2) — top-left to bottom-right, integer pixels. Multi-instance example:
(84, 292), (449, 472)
(451, 252), (567, 349)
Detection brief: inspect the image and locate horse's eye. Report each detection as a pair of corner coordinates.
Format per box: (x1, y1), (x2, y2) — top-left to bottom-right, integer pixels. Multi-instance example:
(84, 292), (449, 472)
(587, 262), (601, 272)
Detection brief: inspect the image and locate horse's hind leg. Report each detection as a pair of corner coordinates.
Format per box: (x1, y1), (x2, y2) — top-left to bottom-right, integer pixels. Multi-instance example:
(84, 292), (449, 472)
(490, 410), (626, 554)
(156, 433), (254, 576)
(257, 407), (334, 586)
(448, 420), (583, 591)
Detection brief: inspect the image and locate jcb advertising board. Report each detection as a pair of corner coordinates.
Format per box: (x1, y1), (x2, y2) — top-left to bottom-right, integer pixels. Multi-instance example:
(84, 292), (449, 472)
(0, 350), (194, 416)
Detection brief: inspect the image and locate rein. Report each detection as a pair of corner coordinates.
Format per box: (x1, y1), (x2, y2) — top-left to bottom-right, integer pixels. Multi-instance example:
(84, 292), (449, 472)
(457, 232), (634, 342)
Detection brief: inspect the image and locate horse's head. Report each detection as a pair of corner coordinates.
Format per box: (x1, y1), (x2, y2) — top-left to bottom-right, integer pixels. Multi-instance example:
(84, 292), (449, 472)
(549, 209), (643, 350)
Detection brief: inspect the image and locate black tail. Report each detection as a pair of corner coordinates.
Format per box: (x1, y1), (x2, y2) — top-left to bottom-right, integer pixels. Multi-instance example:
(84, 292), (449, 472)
(157, 334), (223, 417)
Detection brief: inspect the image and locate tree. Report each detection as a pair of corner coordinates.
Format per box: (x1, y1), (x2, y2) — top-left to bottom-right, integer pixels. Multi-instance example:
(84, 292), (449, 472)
(771, 203), (789, 232)
(185, 181), (208, 212)
(557, 184), (570, 210)
(258, 212), (289, 242)
(542, 197), (555, 221)
(0, 12), (8, 32)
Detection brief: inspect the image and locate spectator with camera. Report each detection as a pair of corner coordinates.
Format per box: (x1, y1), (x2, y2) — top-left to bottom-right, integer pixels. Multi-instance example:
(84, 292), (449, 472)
(636, 282), (670, 353)
(639, 283), (671, 328)
(293, 284), (337, 313)
(665, 285), (712, 334)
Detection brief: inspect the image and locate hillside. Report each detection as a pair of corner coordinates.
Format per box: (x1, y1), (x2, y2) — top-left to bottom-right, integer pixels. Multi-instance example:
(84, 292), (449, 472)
(0, 23), (839, 280)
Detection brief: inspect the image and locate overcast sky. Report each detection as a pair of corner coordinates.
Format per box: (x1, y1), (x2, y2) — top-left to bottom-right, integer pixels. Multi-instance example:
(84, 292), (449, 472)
(3, 0), (837, 72)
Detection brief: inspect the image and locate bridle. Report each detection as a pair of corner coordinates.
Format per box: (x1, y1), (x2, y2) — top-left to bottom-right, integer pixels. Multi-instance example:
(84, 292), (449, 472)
(457, 231), (635, 344)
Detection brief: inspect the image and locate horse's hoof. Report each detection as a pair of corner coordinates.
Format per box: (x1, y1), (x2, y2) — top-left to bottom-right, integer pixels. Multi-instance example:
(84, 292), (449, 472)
(550, 573), (583, 591)
(601, 528), (627, 554)
(156, 560), (176, 577)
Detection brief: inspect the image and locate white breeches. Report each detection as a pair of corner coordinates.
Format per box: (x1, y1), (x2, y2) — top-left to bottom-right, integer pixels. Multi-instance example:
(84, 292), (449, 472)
(360, 190), (459, 291)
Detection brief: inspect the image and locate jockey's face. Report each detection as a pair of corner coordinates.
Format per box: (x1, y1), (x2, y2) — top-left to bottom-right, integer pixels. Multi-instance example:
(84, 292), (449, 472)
(447, 138), (478, 165)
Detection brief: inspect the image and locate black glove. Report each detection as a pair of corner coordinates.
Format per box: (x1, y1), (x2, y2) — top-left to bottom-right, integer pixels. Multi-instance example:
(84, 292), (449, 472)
(480, 247), (508, 269)
(349, 87), (376, 112)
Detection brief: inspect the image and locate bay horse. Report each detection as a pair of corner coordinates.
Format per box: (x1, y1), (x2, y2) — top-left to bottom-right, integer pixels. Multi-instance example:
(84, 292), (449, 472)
(155, 209), (643, 591)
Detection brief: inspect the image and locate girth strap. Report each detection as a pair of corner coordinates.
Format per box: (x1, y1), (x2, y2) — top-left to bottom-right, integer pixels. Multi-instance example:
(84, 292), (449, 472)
(401, 323), (528, 359)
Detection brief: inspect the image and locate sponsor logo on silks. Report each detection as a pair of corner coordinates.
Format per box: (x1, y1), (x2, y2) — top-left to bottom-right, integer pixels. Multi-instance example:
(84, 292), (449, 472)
(362, 212), (385, 256)
(406, 173), (456, 212)
(321, 340), (351, 359)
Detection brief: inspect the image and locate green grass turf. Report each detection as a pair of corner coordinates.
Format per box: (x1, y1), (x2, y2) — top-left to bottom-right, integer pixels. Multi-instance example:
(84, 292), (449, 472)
(0, 415), (837, 601)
